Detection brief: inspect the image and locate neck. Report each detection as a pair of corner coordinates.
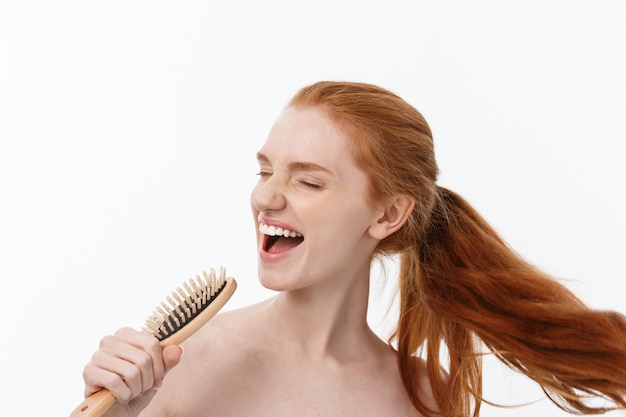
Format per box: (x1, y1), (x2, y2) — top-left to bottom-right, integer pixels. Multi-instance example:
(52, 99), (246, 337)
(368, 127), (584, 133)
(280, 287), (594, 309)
(263, 266), (380, 359)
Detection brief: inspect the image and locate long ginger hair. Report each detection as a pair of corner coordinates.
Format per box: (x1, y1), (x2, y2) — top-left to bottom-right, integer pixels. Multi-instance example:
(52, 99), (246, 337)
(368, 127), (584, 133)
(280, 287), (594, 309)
(290, 81), (626, 417)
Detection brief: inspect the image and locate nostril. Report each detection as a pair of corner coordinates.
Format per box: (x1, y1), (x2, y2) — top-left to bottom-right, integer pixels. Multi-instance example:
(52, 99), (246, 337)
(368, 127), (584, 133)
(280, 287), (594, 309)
(252, 184), (286, 212)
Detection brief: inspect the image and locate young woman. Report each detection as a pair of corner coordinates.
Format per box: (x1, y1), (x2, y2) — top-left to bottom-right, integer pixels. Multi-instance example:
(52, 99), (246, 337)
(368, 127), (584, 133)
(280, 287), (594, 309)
(79, 81), (626, 417)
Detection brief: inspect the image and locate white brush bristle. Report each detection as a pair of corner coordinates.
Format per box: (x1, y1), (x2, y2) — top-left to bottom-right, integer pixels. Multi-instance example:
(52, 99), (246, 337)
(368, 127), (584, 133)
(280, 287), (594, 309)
(142, 267), (227, 340)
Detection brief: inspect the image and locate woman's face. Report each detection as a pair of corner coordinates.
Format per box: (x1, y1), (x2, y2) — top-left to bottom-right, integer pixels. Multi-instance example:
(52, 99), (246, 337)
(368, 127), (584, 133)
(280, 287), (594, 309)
(250, 106), (384, 292)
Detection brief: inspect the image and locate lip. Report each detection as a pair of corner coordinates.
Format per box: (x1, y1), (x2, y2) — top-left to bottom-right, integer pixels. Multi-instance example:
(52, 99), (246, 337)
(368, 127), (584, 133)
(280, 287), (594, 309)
(257, 215), (300, 234)
(257, 216), (303, 262)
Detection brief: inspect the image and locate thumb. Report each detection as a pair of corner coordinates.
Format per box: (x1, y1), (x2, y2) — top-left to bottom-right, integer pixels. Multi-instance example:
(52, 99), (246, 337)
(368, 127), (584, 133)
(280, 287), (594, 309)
(162, 345), (184, 373)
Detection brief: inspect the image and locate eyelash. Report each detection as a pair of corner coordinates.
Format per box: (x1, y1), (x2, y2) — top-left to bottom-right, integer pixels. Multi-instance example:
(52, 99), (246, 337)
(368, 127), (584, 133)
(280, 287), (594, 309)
(300, 181), (322, 190)
(255, 172), (323, 190)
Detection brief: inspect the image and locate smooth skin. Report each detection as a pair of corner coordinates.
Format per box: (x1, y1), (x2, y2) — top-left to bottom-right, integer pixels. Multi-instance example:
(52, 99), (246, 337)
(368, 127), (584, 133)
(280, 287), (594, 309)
(81, 106), (435, 417)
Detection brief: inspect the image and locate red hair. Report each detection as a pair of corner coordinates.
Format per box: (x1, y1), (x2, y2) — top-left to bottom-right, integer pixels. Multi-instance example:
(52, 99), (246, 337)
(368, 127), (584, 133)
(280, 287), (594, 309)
(290, 81), (626, 416)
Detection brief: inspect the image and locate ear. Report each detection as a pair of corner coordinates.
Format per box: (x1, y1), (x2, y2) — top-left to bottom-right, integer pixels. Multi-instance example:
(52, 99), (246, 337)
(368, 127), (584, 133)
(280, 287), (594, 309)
(368, 195), (415, 240)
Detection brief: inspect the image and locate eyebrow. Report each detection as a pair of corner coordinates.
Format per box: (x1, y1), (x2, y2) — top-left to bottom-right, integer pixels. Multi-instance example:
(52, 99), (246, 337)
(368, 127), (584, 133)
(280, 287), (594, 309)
(256, 152), (333, 174)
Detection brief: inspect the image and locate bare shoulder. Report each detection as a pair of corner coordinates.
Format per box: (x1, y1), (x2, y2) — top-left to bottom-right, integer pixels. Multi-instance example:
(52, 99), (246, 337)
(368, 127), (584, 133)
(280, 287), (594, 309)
(172, 299), (273, 373)
(188, 301), (266, 343)
(406, 355), (446, 414)
(143, 301), (273, 416)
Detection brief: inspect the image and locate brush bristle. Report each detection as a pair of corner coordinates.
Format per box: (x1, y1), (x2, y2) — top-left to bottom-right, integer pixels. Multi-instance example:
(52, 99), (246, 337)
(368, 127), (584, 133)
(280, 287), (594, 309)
(143, 267), (228, 340)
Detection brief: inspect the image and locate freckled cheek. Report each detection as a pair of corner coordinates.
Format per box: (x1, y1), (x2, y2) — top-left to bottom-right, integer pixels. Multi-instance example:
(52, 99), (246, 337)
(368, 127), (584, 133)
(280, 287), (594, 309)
(327, 200), (370, 223)
(334, 206), (377, 239)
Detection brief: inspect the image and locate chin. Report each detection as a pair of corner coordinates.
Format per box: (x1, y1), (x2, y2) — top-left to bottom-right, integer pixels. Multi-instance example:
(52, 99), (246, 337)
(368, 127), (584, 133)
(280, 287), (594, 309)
(258, 273), (289, 292)
(257, 268), (303, 292)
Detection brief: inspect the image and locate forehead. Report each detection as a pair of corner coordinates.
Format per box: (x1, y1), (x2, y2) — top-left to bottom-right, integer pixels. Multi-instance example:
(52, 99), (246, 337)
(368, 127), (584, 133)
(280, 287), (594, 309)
(258, 106), (355, 165)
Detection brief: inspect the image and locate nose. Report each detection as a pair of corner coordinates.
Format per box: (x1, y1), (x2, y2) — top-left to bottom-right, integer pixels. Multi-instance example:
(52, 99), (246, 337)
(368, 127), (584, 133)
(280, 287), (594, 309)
(251, 175), (287, 213)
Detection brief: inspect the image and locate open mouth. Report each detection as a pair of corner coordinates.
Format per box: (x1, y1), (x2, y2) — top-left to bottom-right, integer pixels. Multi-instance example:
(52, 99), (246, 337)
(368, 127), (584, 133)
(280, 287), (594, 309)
(260, 223), (304, 253)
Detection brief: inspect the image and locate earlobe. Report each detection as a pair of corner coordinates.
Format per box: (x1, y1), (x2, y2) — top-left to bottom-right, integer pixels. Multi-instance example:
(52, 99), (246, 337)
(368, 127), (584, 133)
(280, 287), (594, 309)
(368, 195), (415, 240)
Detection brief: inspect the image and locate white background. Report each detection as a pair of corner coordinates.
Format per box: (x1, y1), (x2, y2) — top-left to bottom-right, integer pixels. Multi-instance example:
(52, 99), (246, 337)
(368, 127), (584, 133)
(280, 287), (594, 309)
(1, 1), (625, 416)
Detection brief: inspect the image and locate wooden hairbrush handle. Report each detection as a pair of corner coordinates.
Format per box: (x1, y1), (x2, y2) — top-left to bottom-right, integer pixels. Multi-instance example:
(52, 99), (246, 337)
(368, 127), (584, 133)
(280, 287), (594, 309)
(69, 390), (117, 417)
(69, 272), (237, 417)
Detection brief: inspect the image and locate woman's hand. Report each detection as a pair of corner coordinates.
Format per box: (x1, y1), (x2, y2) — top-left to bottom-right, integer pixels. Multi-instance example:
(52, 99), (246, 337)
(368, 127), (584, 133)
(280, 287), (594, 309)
(81, 327), (183, 413)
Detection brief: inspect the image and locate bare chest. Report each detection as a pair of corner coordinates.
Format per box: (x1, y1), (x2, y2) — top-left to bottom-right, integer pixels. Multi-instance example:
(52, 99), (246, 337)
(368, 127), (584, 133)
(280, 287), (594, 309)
(174, 359), (423, 417)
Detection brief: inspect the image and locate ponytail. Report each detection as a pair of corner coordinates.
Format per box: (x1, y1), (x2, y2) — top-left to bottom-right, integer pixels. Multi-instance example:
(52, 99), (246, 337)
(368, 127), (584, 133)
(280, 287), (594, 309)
(395, 186), (626, 416)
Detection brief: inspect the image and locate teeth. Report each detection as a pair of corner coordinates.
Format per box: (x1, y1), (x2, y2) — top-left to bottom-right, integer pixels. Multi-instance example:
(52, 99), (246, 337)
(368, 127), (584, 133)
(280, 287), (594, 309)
(259, 222), (302, 238)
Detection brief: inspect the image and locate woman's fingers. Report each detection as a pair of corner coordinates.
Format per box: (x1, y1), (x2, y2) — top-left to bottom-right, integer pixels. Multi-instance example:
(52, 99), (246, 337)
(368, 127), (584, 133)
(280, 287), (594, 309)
(162, 345), (184, 373)
(83, 360), (130, 400)
(113, 327), (165, 384)
(82, 327), (169, 402)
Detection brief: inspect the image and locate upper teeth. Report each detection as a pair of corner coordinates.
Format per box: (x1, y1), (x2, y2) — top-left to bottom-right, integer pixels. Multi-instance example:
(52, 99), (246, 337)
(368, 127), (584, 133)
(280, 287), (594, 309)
(259, 223), (302, 238)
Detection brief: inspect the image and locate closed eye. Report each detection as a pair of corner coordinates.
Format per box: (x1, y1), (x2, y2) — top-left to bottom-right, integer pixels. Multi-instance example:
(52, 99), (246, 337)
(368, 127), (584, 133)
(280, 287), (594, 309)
(301, 181), (322, 189)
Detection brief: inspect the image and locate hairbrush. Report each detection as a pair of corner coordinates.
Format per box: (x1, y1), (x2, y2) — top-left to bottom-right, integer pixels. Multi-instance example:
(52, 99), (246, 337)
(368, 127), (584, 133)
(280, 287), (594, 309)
(69, 267), (237, 417)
